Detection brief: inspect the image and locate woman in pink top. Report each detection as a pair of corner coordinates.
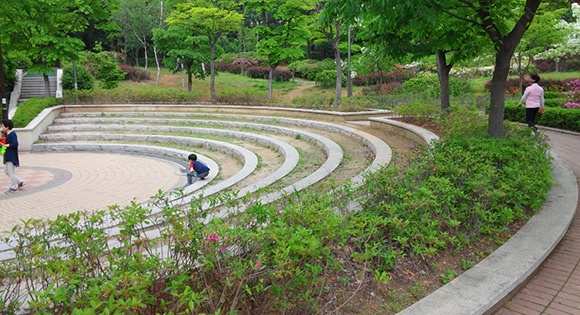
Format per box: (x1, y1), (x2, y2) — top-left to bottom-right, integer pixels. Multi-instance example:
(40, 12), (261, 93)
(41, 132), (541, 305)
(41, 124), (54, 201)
(517, 73), (545, 133)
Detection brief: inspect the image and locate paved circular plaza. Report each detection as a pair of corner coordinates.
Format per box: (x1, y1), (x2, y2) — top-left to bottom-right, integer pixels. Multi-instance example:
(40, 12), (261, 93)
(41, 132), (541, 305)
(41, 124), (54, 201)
(0, 152), (185, 233)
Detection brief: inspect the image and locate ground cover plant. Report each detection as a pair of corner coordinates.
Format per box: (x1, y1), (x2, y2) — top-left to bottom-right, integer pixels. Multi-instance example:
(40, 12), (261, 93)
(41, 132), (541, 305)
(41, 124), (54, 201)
(0, 108), (553, 314)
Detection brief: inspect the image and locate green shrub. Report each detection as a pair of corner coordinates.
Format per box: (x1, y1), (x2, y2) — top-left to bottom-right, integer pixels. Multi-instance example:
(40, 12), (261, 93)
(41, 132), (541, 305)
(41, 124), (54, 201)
(544, 91), (564, 99)
(544, 98), (566, 108)
(436, 106), (489, 138)
(217, 87), (269, 104)
(11, 98), (61, 128)
(62, 87), (207, 104)
(290, 59), (336, 81)
(403, 75), (474, 97)
(0, 109), (554, 314)
(86, 51), (126, 89)
(394, 101), (440, 119)
(315, 70), (345, 88)
(61, 64), (94, 90)
(505, 101), (580, 132)
(353, 69), (415, 87)
(291, 93), (333, 109)
(359, 113), (553, 263)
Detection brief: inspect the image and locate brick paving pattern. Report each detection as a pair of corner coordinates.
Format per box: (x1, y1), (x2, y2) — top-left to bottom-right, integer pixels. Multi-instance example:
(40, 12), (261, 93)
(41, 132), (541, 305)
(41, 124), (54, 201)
(0, 152), (184, 234)
(496, 130), (580, 315)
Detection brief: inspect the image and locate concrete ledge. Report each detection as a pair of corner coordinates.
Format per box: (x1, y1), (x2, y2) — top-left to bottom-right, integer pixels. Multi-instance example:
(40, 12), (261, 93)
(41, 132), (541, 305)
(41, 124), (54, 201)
(60, 104), (392, 122)
(54, 112), (394, 186)
(16, 105), (66, 151)
(40, 130), (302, 199)
(369, 116), (439, 145)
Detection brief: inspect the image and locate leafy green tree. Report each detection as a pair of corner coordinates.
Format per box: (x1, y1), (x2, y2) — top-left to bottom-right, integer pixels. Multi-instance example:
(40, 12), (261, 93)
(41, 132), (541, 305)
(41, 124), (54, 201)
(86, 50), (126, 89)
(167, 0), (243, 103)
(153, 27), (210, 92)
(349, 0), (488, 112)
(314, 0), (361, 105)
(465, 0), (542, 138)
(535, 2), (580, 70)
(244, 0), (315, 99)
(62, 64), (94, 90)
(0, 31), (19, 120)
(514, 3), (569, 90)
(113, 0), (167, 72)
(316, 10), (344, 106)
(347, 0), (543, 137)
(0, 0), (117, 97)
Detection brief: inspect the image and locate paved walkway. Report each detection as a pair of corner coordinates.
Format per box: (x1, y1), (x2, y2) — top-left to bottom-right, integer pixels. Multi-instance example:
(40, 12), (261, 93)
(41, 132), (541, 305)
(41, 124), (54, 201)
(495, 129), (580, 315)
(0, 152), (185, 234)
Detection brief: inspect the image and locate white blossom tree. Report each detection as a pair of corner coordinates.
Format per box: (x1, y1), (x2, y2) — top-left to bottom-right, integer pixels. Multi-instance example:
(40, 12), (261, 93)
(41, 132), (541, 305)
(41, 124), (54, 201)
(535, 3), (580, 71)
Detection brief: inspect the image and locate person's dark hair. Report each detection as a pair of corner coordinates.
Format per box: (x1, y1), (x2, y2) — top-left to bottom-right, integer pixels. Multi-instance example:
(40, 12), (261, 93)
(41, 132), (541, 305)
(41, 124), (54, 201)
(2, 119), (13, 129)
(531, 73), (540, 83)
(188, 153), (197, 161)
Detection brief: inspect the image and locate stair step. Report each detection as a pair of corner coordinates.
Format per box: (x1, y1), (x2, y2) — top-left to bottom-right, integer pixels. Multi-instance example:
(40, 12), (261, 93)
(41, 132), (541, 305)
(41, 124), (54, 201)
(20, 76), (58, 98)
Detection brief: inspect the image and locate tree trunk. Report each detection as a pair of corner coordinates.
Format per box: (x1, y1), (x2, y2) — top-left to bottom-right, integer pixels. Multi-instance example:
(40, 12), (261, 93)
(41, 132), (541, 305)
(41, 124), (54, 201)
(488, 48), (513, 138)
(332, 20), (342, 107)
(181, 62), (185, 88)
(516, 52), (524, 94)
(142, 39), (148, 70)
(154, 45), (160, 85)
(210, 38), (217, 104)
(485, 0), (541, 139)
(43, 73), (51, 98)
(347, 25), (352, 98)
(0, 37), (7, 120)
(123, 36), (129, 65)
(436, 50), (451, 112)
(268, 66), (274, 99)
(187, 72), (192, 92)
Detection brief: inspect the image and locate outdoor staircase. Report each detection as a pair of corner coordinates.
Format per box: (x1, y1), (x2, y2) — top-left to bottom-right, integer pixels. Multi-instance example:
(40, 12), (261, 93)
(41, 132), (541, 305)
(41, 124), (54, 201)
(19, 75), (58, 101)
(8, 69), (63, 117)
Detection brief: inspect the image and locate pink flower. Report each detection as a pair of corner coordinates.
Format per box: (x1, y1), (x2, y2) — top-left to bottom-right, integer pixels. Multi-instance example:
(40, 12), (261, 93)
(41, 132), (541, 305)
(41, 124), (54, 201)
(254, 261), (262, 269)
(276, 210), (282, 216)
(221, 247), (228, 253)
(564, 102), (580, 109)
(206, 233), (220, 241)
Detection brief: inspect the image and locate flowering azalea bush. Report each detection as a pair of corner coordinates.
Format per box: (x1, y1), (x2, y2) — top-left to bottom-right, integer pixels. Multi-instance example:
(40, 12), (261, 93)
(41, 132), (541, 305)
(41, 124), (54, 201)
(0, 110), (554, 314)
(564, 102), (580, 108)
(564, 79), (580, 109)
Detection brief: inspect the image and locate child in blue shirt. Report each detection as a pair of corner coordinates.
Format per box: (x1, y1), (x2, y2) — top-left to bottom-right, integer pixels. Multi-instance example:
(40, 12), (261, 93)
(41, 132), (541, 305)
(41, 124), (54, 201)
(187, 153), (210, 185)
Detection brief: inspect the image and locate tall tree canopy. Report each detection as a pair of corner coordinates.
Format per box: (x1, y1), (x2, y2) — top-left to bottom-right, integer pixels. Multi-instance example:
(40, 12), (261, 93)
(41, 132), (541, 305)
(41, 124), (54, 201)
(0, 0), (117, 97)
(347, 0), (543, 137)
(354, 0), (489, 112)
(153, 27), (211, 92)
(535, 2), (580, 69)
(167, 0), (243, 103)
(244, 0), (315, 99)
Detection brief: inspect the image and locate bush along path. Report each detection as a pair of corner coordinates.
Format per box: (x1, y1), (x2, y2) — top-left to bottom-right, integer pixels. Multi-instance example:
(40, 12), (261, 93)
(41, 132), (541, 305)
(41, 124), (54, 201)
(0, 107), (554, 315)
